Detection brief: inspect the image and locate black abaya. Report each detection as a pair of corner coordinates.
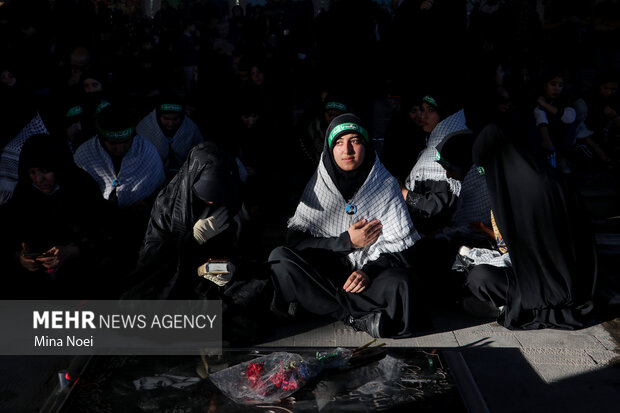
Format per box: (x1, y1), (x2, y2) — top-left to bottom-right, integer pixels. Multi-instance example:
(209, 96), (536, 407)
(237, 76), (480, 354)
(471, 124), (597, 329)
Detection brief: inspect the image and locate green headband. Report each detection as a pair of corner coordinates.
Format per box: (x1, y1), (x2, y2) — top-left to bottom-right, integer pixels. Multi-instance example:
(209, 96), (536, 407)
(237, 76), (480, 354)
(95, 100), (111, 114)
(158, 103), (184, 113)
(325, 101), (347, 112)
(422, 95), (439, 108)
(65, 106), (83, 118)
(328, 122), (369, 148)
(98, 126), (135, 140)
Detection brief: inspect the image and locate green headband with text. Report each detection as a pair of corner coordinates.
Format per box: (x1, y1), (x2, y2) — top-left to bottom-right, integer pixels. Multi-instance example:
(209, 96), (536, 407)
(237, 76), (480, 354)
(159, 103), (184, 113)
(328, 122), (369, 148)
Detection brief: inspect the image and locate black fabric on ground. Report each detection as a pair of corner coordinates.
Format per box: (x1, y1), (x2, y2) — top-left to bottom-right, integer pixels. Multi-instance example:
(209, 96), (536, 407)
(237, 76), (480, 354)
(471, 123), (598, 330)
(269, 246), (424, 338)
(465, 264), (509, 307)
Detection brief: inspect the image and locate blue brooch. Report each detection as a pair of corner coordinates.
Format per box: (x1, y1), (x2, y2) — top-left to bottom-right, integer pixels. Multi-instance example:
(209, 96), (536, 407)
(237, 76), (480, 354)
(345, 204), (357, 215)
(112, 178), (122, 187)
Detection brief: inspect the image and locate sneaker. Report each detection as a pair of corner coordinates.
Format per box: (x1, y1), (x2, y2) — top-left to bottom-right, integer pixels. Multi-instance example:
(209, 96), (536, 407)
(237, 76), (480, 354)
(346, 312), (384, 338)
(461, 296), (501, 318)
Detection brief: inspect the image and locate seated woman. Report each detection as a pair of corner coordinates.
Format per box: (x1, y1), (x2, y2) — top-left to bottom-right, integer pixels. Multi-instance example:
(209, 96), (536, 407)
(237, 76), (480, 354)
(401, 92), (470, 236)
(269, 114), (422, 338)
(411, 130), (492, 308)
(135, 97), (204, 180)
(123, 141), (266, 300)
(0, 134), (107, 298)
(460, 124), (597, 329)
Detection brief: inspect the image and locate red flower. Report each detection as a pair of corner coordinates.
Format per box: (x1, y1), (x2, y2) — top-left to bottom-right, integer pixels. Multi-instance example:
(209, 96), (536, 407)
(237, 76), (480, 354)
(246, 362), (264, 389)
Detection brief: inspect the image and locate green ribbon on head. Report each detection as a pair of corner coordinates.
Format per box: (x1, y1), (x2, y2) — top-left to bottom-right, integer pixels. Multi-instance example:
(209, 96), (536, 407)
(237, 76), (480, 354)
(325, 101), (347, 112)
(422, 95), (439, 108)
(159, 103), (184, 113)
(65, 106), (83, 118)
(98, 126), (135, 140)
(328, 122), (369, 148)
(95, 100), (111, 114)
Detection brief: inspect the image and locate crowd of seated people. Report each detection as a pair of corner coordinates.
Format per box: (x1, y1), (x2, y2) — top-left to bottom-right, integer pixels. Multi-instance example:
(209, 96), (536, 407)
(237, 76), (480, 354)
(0, 0), (616, 342)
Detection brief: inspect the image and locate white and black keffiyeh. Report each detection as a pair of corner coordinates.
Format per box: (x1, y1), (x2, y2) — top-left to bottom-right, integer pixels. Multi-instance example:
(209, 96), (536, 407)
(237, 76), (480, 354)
(288, 156), (420, 270)
(136, 110), (204, 168)
(405, 109), (468, 195)
(74, 134), (166, 207)
(0, 113), (48, 204)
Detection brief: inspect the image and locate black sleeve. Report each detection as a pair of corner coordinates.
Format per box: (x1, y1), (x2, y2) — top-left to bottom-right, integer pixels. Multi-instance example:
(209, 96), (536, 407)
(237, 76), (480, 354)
(406, 179), (458, 233)
(360, 251), (409, 279)
(286, 228), (354, 254)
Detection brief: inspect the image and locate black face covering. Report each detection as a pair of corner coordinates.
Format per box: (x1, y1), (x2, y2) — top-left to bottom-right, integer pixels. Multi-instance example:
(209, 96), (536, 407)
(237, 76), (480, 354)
(322, 113), (376, 201)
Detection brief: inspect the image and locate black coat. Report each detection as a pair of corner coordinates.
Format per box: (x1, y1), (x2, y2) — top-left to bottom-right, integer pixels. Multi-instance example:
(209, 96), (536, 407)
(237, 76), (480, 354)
(473, 124), (597, 329)
(124, 141), (244, 299)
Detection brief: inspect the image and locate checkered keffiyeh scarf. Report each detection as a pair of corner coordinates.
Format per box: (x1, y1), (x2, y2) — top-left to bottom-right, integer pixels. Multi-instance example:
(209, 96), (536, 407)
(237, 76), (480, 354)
(0, 113), (48, 204)
(74, 135), (166, 207)
(437, 165), (491, 240)
(451, 165), (491, 227)
(406, 109), (468, 195)
(288, 156), (420, 270)
(135, 110), (204, 169)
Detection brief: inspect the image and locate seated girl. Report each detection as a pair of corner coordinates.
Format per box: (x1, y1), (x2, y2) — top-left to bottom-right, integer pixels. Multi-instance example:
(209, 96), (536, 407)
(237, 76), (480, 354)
(269, 114), (423, 338)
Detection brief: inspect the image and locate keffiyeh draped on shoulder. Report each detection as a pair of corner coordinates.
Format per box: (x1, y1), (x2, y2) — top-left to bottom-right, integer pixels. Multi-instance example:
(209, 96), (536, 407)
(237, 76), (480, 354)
(136, 110), (204, 168)
(74, 135), (166, 207)
(288, 156), (419, 270)
(405, 109), (468, 195)
(0, 113), (48, 204)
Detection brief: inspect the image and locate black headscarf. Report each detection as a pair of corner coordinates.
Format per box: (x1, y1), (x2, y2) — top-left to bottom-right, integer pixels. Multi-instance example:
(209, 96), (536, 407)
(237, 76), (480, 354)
(17, 133), (93, 193)
(323, 113), (376, 201)
(472, 124), (597, 329)
(139, 141), (242, 261)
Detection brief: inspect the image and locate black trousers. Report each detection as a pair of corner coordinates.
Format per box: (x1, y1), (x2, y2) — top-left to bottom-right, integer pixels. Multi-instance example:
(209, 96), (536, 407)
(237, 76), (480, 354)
(464, 264), (509, 307)
(268, 246), (421, 338)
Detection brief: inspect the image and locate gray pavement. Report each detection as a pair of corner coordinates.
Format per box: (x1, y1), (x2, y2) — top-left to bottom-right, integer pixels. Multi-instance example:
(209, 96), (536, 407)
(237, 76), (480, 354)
(254, 311), (620, 412)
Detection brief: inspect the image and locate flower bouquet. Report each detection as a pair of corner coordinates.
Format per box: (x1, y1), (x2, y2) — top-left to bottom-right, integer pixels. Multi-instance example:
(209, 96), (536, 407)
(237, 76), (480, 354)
(209, 348), (354, 404)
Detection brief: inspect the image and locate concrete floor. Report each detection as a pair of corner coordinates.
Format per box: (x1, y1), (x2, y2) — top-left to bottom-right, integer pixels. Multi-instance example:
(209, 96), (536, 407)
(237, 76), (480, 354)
(252, 310), (620, 413)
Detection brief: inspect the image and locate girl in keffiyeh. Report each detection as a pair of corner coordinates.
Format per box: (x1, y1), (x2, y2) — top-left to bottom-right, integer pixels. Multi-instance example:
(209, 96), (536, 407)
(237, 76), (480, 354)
(269, 114), (424, 338)
(135, 100), (204, 180)
(401, 93), (470, 236)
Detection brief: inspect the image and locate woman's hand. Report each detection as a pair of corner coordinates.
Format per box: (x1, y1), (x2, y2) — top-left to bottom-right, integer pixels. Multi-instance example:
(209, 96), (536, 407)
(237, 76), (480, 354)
(348, 219), (382, 249)
(343, 270), (370, 293)
(36, 244), (80, 270)
(19, 243), (40, 272)
(420, 0), (434, 10)
(604, 105), (619, 119)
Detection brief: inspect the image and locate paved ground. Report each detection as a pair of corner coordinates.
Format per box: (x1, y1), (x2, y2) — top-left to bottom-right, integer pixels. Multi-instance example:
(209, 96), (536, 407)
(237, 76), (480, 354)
(253, 309), (619, 412)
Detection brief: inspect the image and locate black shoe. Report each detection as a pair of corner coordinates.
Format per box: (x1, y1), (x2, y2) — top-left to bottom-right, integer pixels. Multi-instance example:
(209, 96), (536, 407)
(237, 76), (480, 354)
(346, 312), (384, 338)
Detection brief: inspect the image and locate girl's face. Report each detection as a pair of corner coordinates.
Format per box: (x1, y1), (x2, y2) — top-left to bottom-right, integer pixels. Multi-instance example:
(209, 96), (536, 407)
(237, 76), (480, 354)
(250, 66), (264, 86)
(83, 77), (103, 94)
(28, 167), (57, 193)
(599, 81), (618, 99)
(544, 76), (564, 100)
(408, 104), (422, 126)
(332, 133), (366, 172)
(1, 70), (16, 87)
(420, 102), (441, 133)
